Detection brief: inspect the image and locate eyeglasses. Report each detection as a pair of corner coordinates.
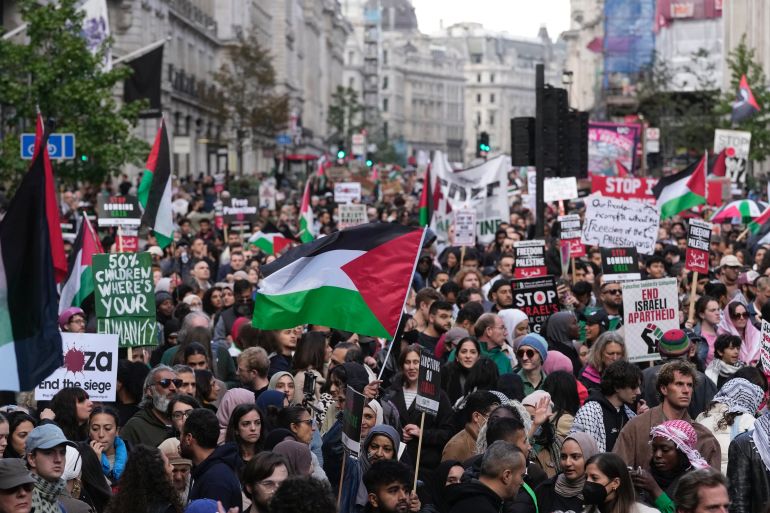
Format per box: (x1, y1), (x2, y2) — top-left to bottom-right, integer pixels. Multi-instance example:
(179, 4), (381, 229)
(0, 483), (33, 495)
(731, 312), (749, 320)
(155, 379), (183, 389)
(516, 349), (536, 360)
(172, 410), (193, 420)
(604, 289), (622, 295)
(293, 419), (314, 427)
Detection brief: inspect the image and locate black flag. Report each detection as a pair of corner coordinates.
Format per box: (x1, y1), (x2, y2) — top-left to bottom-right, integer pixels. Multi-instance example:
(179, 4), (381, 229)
(124, 45), (164, 118)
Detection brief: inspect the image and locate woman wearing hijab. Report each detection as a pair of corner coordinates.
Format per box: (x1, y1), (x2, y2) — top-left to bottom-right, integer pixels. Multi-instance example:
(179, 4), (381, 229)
(216, 388), (256, 445)
(696, 376), (763, 474)
(544, 311), (582, 375)
(273, 440), (313, 477)
(424, 460), (463, 513)
(499, 309), (530, 345)
(534, 432), (599, 513)
(728, 409), (770, 513)
(631, 420), (710, 513)
(718, 300), (761, 365)
(360, 400), (384, 440)
(268, 372), (297, 404)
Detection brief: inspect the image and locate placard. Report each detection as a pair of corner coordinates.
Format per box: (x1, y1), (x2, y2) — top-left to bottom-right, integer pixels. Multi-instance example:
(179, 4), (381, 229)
(93, 253), (157, 347)
(714, 129), (751, 194)
(214, 173), (226, 194)
(760, 319), (770, 380)
(415, 350), (441, 416)
(591, 175), (658, 204)
(685, 218), (711, 274)
(582, 195), (659, 255)
(558, 214), (585, 257)
(259, 179), (277, 210)
(513, 240), (547, 278)
(588, 122), (641, 176)
(544, 177), (579, 202)
(35, 333), (119, 402)
(223, 198), (258, 225)
(334, 182), (362, 204)
(96, 195), (141, 227)
(511, 276), (559, 334)
(338, 204), (368, 230)
(341, 386), (366, 457)
(117, 227), (138, 253)
(454, 209), (477, 247)
(622, 278), (679, 362)
(601, 247), (642, 282)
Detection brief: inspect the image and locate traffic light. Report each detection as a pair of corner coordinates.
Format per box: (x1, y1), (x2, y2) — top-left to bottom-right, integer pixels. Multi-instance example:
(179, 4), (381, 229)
(365, 152), (374, 167)
(477, 132), (490, 158)
(336, 141), (346, 161)
(80, 154), (89, 162)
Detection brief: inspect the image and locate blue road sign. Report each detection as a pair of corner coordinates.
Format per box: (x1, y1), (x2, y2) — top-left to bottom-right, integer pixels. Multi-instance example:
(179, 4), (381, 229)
(20, 133), (76, 160)
(275, 134), (292, 146)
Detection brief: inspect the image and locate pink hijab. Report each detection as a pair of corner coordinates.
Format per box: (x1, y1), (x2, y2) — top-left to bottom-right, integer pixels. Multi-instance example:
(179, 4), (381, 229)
(717, 300), (760, 365)
(216, 388), (256, 444)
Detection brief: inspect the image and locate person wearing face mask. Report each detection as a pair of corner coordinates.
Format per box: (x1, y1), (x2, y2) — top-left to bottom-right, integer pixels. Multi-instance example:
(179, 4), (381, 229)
(424, 460), (463, 513)
(534, 432), (598, 513)
(442, 391), (499, 463)
(582, 453), (658, 513)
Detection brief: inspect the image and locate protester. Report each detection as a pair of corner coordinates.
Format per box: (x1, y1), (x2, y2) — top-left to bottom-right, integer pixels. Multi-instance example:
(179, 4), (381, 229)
(158, 438), (192, 504)
(515, 334), (547, 396)
(727, 408), (770, 513)
(269, 476), (337, 513)
(121, 365), (180, 447)
(673, 468), (729, 513)
(224, 405), (265, 463)
(86, 407), (126, 485)
(704, 334), (744, 387)
(58, 307), (87, 334)
(241, 452), (289, 513)
(690, 296), (720, 364)
(577, 331), (626, 393)
(441, 337), (481, 404)
(49, 387), (93, 442)
(533, 432), (598, 513)
(0, 458), (35, 513)
(442, 391), (499, 462)
(25, 424), (79, 513)
(104, 445), (182, 513)
(544, 312), (581, 374)
(717, 300), (761, 365)
(4, 413), (35, 459)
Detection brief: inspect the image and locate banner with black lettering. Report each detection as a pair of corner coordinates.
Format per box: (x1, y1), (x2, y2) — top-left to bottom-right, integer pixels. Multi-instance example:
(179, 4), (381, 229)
(622, 278), (679, 362)
(513, 240), (547, 278)
(415, 350), (441, 416)
(601, 247), (641, 282)
(511, 276), (559, 334)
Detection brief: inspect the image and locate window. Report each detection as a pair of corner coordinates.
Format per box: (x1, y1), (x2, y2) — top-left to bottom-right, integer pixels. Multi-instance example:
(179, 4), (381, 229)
(471, 53), (482, 63)
(490, 73), (495, 83)
(383, 98), (389, 112)
(477, 94), (482, 103)
(476, 112), (481, 125)
(490, 93), (495, 103)
(382, 76), (388, 90)
(477, 73), (482, 83)
(348, 51), (354, 64)
(489, 111), (495, 125)
(383, 50), (388, 65)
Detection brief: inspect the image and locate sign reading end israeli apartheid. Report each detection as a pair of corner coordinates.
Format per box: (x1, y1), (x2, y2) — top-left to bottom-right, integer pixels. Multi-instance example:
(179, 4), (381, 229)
(622, 278), (679, 362)
(513, 240), (547, 278)
(760, 320), (770, 381)
(93, 253), (157, 347)
(341, 386), (366, 457)
(601, 247), (641, 282)
(512, 276), (559, 334)
(685, 218), (711, 275)
(415, 350), (442, 416)
(35, 333), (119, 402)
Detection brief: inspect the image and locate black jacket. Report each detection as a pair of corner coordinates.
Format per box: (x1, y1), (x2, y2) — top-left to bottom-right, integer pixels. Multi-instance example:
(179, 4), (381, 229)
(447, 480), (504, 513)
(189, 443), (243, 512)
(727, 431), (770, 513)
(534, 476), (583, 513)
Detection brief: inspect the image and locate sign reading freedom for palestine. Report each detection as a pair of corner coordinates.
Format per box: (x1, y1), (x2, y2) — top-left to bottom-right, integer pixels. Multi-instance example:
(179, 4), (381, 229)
(513, 240), (547, 278)
(93, 253), (157, 347)
(686, 218), (711, 275)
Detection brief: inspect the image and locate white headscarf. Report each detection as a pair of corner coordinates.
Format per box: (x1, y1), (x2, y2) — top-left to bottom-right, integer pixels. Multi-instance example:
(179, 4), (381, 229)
(499, 309), (528, 344)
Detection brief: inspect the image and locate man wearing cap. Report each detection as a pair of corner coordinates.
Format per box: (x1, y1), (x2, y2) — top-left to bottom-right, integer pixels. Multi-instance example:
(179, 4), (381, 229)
(718, 254), (743, 300)
(120, 365), (179, 447)
(158, 438), (192, 504)
(58, 308), (86, 334)
(24, 425), (78, 513)
(515, 334), (548, 396)
(640, 329), (716, 419)
(0, 458), (36, 513)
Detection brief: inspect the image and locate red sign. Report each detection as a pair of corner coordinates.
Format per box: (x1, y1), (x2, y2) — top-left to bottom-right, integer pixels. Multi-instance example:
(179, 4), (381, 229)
(117, 234), (138, 252)
(558, 215), (586, 258)
(685, 219), (711, 274)
(591, 175), (658, 204)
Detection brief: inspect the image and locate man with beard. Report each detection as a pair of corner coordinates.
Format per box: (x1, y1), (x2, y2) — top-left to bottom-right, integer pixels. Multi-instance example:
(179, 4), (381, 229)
(182, 409), (242, 511)
(213, 279), (254, 352)
(488, 280), (513, 312)
(363, 460), (421, 513)
(241, 452), (289, 513)
(597, 279), (624, 330)
(418, 301), (453, 353)
(120, 365), (180, 447)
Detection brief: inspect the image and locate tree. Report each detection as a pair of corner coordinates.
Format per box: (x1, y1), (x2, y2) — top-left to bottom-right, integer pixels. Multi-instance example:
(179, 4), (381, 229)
(0, 0), (149, 188)
(717, 35), (770, 163)
(327, 86), (365, 140)
(212, 33), (289, 148)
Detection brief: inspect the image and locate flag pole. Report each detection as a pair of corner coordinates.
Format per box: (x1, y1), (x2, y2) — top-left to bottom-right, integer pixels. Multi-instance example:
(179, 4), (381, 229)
(1, 23), (27, 40)
(687, 271), (699, 326)
(117, 226), (124, 253)
(412, 412), (427, 491)
(377, 227), (428, 381)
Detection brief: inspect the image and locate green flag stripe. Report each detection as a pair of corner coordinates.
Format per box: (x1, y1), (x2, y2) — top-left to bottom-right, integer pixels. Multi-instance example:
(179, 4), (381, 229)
(72, 267), (95, 307)
(137, 169), (154, 208)
(660, 191), (705, 219)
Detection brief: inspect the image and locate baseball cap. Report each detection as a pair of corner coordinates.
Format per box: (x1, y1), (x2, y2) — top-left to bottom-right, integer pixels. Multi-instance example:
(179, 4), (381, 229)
(158, 438), (192, 467)
(585, 309), (609, 331)
(25, 424), (76, 454)
(737, 270), (760, 286)
(147, 246), (163, 257)
(0, 459), (35, 490)
(720, 255), (743, 268)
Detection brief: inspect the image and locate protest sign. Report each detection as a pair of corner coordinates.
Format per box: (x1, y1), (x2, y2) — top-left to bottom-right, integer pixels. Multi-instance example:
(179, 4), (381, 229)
(513, 240), (547, 278)
(116, 227), (138, 253)
(622, 278), (679, 362)
(259, 179), (277, 210)
(35, 333), (119, 402)
(558, 214), (585, 257)
(685, 218), (711, 275)
(582, 195), (659, 255)
(454, 209), (476, 247)
(544, 177), (579, 202)
(588, 122), (641, 176)
(341, 386), (366, 457)
(334, 182), (362, 203)
(96, 195), (141, 227)
(93, 253), (157, 347)
(431, 152), (510, 244)
(214, 173), (226, 194)
(714, 129), (751, 194)
(223, 198), (259, 225)
(760, 320), (770, 381)
(601, 247), (642, 282)
(511, 276), (559, 334)
(214, 200), (224, 230)
(590, 175), (658, 204)
(338, 204), (368, 230)
(415, 350), (441, 416)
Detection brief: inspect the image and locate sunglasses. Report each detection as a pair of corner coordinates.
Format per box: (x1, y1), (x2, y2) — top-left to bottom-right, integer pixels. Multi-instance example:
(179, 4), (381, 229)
(155, 379), (183, 389)
(516, 349), (537, 360)
(0, 483), (33, 495)
(731, 312), (749, 320)
(604, 289), (622, 295)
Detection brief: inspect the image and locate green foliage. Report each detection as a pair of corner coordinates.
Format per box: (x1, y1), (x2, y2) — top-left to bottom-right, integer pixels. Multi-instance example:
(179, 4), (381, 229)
(0, 0), (148, 189)
(327, 86), (365, 140)
(717, 35), (770, 162)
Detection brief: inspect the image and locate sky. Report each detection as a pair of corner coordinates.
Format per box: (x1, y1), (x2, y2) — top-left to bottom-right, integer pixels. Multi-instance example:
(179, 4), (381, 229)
(412, 0), (572, 39)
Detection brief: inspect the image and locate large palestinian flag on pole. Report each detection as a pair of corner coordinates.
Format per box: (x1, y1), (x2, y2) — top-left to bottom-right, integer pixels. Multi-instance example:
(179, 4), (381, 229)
(253, 224), (425, 338)
(653, 153), (707, 219)
(299, 179), (314, 244)
(59, 215), (104, 313)
(0, 123), (63, 390)
(138, 118), (174, 247)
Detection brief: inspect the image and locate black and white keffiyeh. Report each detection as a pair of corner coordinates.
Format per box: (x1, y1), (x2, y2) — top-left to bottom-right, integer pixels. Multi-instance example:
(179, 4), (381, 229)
(713, 377), (763, 415)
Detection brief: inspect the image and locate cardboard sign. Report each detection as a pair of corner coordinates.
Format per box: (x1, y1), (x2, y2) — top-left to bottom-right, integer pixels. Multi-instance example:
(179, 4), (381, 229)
(511, 276), (559, 334)
(760, 319), (770, 380)
(214, 200), (224, 230)
(513, 240), (547, 279)
(454, 209), (477, 247)
(259, 180), (277, 210)
(601, 247), (642, 282)
(338, 204), (368, 230)
(96, 195), (141, 227)
(416, 350), (442, 416)
(35, 333), (119, 402)
(117, 227), (138, 253)
(223, 198), (258, 225)
(685, 218), (711, 274)
(341, 386), (366, 457)
(334, 182), (362, 204)
(591, 175), (658, 204)
(214, 173), (226, 194)
(93, 253), (157, 347)
(558, 215), (585, 257)
(588, 122), (641, 176)
(582, 195), (659, 255)
(714, 129), (751, 194)
(544, 177), (579, 202)
(622, 278), (679, 362)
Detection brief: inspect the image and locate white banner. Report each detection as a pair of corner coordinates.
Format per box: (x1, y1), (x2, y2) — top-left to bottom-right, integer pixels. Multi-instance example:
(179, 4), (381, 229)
(431, 152), (510, 244)
(581, 195), (659, 255)
(35, 333), (119, 402)
(334, 182), (362, 204)
(338, 204), (368, 230)
(454, 209), (476, 247)
(544, 177), (579, 202)
(622, 278), (679, 362)
(714, 129), (751, 194)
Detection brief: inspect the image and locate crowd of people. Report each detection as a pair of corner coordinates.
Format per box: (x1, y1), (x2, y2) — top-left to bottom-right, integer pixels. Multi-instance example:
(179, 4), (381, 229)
(4, 170), (769, 513)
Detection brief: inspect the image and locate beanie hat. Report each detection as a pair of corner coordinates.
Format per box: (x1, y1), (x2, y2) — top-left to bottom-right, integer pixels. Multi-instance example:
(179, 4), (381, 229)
(542, 349), (573, 375)
(517, 333), (548, 362)
(58, 307), (85, 330)
(659, 329), (690, 357)
(155, 291), (173, 306)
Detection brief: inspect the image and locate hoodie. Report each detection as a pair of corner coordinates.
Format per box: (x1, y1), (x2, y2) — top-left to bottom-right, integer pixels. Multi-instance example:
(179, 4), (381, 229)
(189, 442), (243, 512)
(447, 480), (504, 513)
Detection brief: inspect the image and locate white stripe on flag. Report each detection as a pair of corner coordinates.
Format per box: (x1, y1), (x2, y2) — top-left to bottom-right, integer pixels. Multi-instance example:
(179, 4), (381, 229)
(259, 250), (364, 295)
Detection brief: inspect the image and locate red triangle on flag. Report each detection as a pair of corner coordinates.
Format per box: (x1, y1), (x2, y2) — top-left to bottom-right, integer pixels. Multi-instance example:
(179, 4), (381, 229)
(740, 74), (761, 111)
(712, 149), (727, 177)
(685, 154), (707, 197)
(615, 160), (630, 177)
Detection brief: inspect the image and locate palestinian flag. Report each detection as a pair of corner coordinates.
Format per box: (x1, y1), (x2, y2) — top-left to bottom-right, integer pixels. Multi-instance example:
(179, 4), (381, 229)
(59, 215), (104, 313)
(0, 124), (63, 390)
(299, 179), (314, 244)
(249, 230), (292, 255)
(253, 224), (425, 338)
(732, 74), (761, 124)
(749, 207), (770, 235)
(418, 165), (432, 226)
(138, 119), (173, 247)
(615, 160), (630, 177)
(711, 148), (727, 177)
(653, 154), (707, 219)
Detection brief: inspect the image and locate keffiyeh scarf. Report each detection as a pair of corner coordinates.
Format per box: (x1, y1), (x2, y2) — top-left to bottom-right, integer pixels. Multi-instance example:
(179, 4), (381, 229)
(650, 420), (709, 470)
(753, 413), (770, 472)
(32, 476), (65, 513)
(713, 377), (763, 415)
